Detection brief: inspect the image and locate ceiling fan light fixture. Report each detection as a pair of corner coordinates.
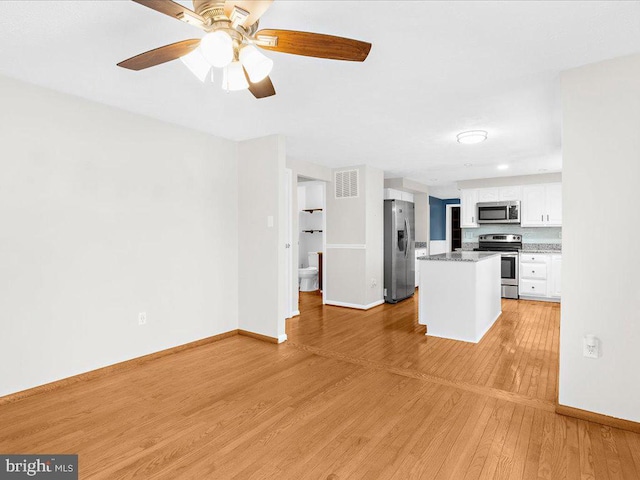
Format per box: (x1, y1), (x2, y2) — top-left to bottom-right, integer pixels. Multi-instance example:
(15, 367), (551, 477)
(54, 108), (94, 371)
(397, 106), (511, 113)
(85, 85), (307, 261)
(222, 61), (249, 92)
(200, 31), (234, 68)
(180, 47), (211, 82)
(239, 44), (274, 83)
(456, 130), (488, 144)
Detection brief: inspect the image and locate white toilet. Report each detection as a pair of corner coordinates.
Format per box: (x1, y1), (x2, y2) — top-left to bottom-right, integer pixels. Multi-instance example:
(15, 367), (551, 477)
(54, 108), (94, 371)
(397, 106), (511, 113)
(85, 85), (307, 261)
(298, 252), (319, 292)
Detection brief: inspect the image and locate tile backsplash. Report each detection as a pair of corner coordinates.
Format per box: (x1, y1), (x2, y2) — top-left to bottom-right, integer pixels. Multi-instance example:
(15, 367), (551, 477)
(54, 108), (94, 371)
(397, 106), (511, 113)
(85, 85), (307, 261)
(462, 225), (562, 244)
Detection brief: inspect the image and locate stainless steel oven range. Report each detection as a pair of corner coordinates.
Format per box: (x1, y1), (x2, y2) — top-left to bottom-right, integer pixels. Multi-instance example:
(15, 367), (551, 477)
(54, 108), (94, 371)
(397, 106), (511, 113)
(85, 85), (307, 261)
(474, 234), (522, 299)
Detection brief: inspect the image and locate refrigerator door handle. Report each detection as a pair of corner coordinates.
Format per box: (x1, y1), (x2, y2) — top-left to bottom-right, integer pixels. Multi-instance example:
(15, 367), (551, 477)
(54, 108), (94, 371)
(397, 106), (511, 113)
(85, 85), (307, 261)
(404, 217), (409, 258)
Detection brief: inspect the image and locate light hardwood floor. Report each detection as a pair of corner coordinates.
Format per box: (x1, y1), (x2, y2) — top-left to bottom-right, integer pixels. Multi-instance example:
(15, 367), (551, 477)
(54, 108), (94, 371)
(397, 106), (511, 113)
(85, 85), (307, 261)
(1, 293), (638, 479)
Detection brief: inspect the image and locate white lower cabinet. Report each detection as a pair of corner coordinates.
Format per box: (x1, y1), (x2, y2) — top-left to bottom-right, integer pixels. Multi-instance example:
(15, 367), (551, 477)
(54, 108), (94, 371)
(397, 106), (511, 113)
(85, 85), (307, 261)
(550, 254), (562, 297)
(519, 253), (561, 302)
(415, 248), (427, 287)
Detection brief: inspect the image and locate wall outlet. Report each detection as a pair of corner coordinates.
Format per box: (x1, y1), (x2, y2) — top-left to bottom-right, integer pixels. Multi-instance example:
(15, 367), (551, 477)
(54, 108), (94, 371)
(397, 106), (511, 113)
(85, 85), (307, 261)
(583, 335), (599, 358)
(138, 312), (147, 325)
(370, 278), (377, 288)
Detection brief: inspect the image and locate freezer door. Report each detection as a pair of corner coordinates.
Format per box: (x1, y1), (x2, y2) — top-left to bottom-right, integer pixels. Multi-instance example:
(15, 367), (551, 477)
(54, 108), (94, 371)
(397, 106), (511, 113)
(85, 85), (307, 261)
(394, 202), (409, 300)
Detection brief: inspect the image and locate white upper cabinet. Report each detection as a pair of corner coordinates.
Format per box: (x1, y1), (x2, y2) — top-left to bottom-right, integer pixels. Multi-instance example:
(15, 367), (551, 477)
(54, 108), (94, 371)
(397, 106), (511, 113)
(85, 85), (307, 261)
(384, 188), (414, 203)
(499, 185), (522, 201)
(521, 183), (562, 227)
(460, 189), (479, 228)
(477, 188), (499, 203)
(461, 182), (559, 229)
(546, 184), (562, 226)
(521, 185), (547, 226)
(477, 186), (522, 203)
(401, 191), (415, 203)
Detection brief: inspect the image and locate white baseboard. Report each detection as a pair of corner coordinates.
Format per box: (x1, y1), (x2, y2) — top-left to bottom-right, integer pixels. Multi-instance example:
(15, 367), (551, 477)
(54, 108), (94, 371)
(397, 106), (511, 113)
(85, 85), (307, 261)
(518, 296), (561, 303)
(325, 299), (385, 310)
(289, 310), (300, 318)
(277, 334), (288, 344)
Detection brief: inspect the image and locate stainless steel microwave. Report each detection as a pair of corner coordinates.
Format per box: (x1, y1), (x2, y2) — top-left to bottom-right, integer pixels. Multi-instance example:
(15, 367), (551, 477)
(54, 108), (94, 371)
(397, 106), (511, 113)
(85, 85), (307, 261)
(477, 201), (521, 224)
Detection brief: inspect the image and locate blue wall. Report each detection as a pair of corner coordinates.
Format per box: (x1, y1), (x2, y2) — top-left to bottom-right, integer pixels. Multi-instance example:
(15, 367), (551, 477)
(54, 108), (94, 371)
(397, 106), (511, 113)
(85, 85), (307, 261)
(429, 196), (460, 241)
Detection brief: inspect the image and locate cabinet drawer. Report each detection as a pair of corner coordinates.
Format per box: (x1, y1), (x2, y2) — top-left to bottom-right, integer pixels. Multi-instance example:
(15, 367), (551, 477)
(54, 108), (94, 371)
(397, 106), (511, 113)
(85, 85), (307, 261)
(520, 264), (547, 280)
(520, 254), (547, 264)
(520, 279), (547, 297)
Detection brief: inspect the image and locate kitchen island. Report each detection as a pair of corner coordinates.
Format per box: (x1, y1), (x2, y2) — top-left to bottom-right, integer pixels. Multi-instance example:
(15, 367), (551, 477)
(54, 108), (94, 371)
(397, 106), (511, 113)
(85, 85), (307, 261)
(418, 251), (501, 343)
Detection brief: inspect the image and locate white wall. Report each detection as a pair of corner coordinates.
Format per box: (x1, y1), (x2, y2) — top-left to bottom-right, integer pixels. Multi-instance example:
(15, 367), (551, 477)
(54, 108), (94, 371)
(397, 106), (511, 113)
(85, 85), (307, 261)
(0, 75), (239, 396)
(325, 165), (384, 309)
(414, 193), (430, 244)
(365, 167), (384, 306)
(560, 53), (640, 422)
(237, 135), (287, 342)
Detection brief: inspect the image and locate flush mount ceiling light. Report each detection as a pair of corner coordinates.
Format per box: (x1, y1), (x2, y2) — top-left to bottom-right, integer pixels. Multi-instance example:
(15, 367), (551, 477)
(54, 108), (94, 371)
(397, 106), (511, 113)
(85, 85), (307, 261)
(497, 164), (509, 170)
(456, 130), (488, 144)
(117, 0), (372, 99)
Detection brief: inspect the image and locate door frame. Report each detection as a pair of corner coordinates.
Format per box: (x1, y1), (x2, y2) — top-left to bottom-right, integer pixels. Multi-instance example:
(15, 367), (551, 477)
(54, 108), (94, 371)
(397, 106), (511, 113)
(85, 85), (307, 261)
(284, 168), (293, 319)
(445, 204), (461, 253)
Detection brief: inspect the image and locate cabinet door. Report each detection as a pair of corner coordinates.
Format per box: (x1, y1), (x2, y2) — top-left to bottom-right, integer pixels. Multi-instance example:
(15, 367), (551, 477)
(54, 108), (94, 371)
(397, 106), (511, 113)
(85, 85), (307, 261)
(520, 263), (548, 280)
(546, 184), (562, 226)
(477, 188), (499, 203)
(401, 191), (415, 203)
(521, 185), (546, 227)
(384, 188), (402, 201)
(499, 185), (522, 201)
(550, 254), (562, 297)
(520, 279), (548, 297)
(460, 189), (478, 228)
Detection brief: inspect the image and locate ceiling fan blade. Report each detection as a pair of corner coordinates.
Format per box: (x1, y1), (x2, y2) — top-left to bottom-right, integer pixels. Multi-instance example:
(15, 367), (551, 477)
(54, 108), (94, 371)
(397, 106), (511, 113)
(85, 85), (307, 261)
(255, 29), (371, 62)
(132, 0), (207, 29)
(224, 0), (274, 27)
(117, 39), (201, 71)
(243, 67), (276, 98)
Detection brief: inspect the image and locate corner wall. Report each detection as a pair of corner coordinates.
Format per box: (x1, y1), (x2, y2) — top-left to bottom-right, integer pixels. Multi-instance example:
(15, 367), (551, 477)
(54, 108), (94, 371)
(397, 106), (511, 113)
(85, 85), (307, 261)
(237, 135), (287, 341)
(0, 75), (239, 396)
(325, 165), (384, 309)
(560, 53), (640, 422)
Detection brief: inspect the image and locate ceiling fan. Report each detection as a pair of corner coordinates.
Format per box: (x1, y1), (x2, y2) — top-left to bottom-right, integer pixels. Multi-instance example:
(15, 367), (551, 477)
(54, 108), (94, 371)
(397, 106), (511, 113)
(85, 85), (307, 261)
(117, 0), (372, 99)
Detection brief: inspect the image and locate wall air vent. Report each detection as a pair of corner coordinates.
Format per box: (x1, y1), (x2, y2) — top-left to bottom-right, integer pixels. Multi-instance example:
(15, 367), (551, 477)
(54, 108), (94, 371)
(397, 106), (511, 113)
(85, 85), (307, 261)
(334, 169), (359, 199)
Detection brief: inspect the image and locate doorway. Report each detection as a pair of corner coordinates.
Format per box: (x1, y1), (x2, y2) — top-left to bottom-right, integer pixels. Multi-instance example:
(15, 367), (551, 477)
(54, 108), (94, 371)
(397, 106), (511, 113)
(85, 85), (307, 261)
(446, 205), (462, 252)
(293, 177), (327, 316)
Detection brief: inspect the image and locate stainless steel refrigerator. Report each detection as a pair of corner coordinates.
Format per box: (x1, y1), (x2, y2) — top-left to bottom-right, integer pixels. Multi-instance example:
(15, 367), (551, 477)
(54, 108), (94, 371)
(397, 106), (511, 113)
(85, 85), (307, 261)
(384, 199), (415, 303)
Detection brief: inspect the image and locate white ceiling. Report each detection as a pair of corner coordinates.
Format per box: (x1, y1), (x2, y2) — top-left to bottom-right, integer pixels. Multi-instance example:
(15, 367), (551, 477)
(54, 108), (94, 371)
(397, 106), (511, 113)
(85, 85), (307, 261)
(1, 1), (639, 196)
